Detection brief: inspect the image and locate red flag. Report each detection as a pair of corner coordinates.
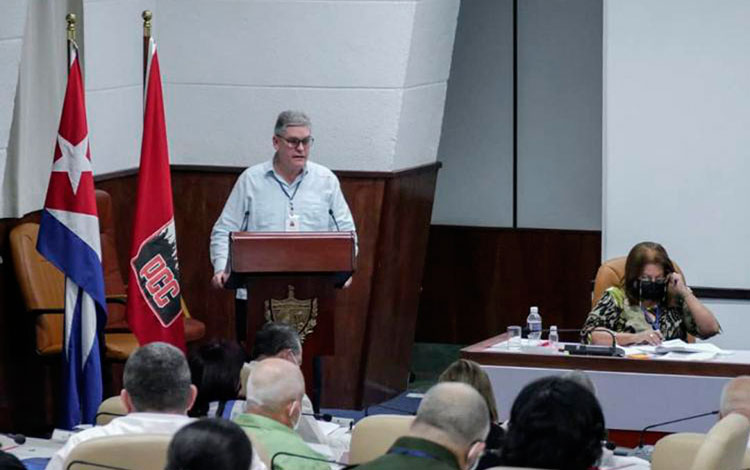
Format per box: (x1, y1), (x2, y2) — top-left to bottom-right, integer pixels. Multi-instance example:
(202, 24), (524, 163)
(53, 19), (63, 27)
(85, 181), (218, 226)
(126, 38), (185, 350)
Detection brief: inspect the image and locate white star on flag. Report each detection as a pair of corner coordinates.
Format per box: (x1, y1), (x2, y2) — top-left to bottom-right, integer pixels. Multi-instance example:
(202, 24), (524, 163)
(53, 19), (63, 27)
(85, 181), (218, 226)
(53, 134), (91, 195)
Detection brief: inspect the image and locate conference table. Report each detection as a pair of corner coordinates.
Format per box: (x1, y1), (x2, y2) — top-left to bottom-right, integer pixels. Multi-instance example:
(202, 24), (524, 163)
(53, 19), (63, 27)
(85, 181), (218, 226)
(461, 334), (750, 444)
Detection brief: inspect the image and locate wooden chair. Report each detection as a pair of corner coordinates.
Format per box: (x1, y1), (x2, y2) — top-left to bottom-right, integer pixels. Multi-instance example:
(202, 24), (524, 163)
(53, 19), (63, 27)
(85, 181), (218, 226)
(592, 256), (685, 308)
(63, 433), (171, 470)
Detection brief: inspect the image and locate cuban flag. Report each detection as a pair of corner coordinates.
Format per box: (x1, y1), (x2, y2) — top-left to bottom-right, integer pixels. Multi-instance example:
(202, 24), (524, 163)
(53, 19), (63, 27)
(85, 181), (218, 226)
(37, 43), (106, 429)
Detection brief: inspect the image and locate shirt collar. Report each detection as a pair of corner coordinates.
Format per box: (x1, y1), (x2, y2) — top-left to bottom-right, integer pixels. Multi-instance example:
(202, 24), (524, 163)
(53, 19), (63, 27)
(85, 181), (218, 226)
(234, 412), (296, 435)
(265, 158), (309, 185)
(388, 436), (461, 469)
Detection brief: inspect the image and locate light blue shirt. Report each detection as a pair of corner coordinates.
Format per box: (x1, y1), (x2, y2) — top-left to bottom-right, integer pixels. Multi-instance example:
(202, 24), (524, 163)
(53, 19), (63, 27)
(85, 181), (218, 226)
(210, 159), (357, 274)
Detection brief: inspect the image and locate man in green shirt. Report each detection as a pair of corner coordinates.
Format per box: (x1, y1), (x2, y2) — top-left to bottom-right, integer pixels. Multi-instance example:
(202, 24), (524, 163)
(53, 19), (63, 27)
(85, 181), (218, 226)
(351, 382), (489, 470)
(234, 358), (330, 470)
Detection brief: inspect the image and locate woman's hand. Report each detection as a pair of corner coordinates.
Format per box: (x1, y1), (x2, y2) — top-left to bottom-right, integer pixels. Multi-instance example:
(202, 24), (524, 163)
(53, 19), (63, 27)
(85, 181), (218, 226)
(632, 329), (663, 345)
(667, 272), (691, 298)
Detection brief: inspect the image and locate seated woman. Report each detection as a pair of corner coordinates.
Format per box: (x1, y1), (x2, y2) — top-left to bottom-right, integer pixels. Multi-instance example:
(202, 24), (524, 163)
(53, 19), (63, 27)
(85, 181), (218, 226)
(499, 376), (605, 470)
(583, 241), (720, 346)
(188, 340), (246, 418)
(438, 359), (503, 470)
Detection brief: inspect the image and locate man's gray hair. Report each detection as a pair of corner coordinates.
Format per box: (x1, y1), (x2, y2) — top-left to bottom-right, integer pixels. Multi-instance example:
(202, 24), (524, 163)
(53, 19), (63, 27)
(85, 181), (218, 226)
(245, 358), (304, 413)
(123, 342), (192, 412)
(415, 382), (490, 447)
(274, 110), (311, 136)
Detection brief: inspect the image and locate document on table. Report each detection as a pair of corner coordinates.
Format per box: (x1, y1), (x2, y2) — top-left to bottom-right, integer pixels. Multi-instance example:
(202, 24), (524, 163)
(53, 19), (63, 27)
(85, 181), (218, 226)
(628, 339), (730, 361)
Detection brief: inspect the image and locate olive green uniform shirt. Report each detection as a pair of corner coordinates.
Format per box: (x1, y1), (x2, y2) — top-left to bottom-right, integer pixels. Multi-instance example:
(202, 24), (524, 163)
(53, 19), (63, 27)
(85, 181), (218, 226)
(351, 436), (460, 470)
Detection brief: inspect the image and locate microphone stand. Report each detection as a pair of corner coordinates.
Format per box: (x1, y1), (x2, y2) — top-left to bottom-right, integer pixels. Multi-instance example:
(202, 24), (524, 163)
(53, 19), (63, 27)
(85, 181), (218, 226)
(637, 410), (719, 449)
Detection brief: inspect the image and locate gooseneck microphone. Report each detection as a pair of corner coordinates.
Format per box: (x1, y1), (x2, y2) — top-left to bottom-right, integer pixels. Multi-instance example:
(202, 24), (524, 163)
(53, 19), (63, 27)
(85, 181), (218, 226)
(636, 410), (719, 448)
(538, 327), (625, 357)
(302, 411), (333, 422)
(270, 451), (346, 470)
(328, 209), (341, 231)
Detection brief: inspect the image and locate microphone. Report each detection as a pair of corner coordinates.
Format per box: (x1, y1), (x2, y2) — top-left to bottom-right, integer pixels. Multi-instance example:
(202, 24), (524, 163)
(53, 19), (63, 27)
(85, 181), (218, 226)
(270, 451), (346, 469)
(636, 410), (719, 448)
(536, 328), (625, 357)
(565, 327), (624, 357)
(302, 411), (332, 422)
(328, 209), (341, 231)
(1, 433), (26, 445)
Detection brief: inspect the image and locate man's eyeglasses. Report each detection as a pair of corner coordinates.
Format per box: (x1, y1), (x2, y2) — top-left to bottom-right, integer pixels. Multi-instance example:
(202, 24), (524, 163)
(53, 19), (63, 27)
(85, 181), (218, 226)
(277, 135), (315, 149)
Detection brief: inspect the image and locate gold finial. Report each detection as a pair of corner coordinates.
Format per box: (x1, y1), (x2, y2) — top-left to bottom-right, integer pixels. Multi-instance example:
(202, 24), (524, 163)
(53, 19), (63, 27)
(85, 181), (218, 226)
(66, 13), (76, 41)
(142, 10), (152, 38)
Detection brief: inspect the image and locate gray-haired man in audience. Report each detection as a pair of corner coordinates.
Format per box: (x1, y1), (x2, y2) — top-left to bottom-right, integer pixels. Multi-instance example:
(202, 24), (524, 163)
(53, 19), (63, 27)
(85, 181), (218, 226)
(355, 382), (489, 470)
(45, 342), (197, 470)
(234, 358), (329, 470)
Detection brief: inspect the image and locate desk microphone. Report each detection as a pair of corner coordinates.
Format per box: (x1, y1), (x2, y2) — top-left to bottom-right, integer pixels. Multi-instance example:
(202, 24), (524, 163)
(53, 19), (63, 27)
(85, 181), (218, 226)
(1, 433), (26, 445)
(539, 328), (625, 357)
(302, 411), (333, 422)
(328, 209), (341, 231)
(636, 410), (719, 448)
(270, 451), (346, 469)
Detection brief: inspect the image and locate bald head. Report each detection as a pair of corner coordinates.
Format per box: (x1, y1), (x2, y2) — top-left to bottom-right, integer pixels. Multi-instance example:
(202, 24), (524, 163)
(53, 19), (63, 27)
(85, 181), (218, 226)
(245, 358), (304, 414)
(720, 376), (750, 419)
(413, 382), (490, 448)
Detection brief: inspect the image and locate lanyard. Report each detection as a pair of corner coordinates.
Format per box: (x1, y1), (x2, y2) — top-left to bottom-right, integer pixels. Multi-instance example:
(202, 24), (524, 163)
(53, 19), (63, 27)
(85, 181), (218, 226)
(272, 173), (304, 213)
(642, 305), (661, 330)
(388, 447), (442, 462)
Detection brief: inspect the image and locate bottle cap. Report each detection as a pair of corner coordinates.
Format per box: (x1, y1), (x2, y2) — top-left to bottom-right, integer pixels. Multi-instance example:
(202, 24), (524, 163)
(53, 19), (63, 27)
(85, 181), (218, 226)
(530, 306), (538, 313)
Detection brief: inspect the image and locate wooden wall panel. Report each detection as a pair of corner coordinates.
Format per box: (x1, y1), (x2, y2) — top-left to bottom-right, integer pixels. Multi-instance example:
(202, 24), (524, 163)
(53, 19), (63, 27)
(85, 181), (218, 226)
(0, 162), (441, 430)
(417, 226), (601, 345)
(360, 168), (440, 405)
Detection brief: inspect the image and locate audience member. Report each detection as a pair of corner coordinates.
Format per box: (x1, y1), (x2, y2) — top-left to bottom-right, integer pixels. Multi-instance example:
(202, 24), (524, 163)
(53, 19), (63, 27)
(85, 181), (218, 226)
(354, 382), (489, 470)
(234, 358), (329, 470)
(720, 375), (750, 420)
(0, 451), (25, 470)
(438, 359), (502, 470)
(166, 418), (260, 470)
(238, 322), (339, 448)
(499, 376), (605, 470)
(45, 342), (196, 470)
(188, 339), (246, 417)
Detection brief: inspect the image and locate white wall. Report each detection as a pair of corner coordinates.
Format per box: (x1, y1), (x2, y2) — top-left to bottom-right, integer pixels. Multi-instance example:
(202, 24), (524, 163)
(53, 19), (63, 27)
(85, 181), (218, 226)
(517, 0), (602, 230)
(0, 0), (28, 213)
(157, 0), (458, 172)
(603, 0), (750, 290)
(432, 0), (514, 227)
(432, 0), (603, 230)
(84, 0), (155, 175)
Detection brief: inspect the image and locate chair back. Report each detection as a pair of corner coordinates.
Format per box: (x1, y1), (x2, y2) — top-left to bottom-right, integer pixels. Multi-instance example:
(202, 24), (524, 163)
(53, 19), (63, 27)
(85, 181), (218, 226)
(592, 256), (686, 308)
(10, 223), (66, 354)
(94, 396), (127, 426)
(652, 432), (706, 470)
(348, 414), (414, 465)
(63, 433), (171, 470)
(689, 413), (750, 470)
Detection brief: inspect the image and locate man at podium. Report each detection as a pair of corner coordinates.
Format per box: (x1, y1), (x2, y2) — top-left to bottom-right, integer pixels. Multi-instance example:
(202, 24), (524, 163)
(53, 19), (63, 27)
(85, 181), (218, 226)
(209, 110), (357, 339)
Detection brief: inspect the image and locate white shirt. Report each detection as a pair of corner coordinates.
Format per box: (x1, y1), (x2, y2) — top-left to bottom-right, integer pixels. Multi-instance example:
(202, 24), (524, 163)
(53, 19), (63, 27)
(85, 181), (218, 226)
(45, 413), (193, 470)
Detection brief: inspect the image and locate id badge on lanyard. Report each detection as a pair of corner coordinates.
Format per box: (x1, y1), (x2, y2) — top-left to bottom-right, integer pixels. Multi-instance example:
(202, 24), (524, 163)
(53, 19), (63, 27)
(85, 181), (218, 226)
(286, 211), (300, 232)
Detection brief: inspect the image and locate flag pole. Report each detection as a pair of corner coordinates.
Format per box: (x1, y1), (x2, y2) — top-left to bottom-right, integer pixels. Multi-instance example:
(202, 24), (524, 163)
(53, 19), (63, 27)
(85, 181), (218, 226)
(142, 10), (152, 85)
(66, 13), (76, 70)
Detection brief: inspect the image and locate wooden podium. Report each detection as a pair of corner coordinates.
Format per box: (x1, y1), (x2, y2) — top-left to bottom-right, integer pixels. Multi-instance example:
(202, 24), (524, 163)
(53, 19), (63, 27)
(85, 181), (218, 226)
(225, 231), (356, 396)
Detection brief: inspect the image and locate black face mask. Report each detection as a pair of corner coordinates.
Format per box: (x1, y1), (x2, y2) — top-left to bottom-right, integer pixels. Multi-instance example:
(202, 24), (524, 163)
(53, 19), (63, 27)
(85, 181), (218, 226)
(637, 279), (667, 302)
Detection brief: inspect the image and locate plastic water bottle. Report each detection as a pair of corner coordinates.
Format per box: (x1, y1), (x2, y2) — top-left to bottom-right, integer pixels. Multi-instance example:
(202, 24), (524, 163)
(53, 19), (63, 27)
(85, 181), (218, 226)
(527, 306), (542, 341)
(548, 325), (559, 347)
